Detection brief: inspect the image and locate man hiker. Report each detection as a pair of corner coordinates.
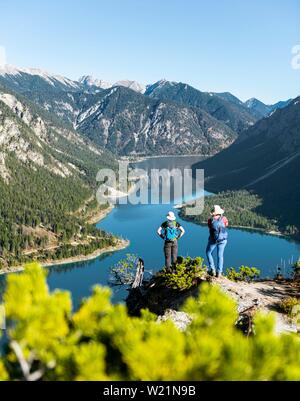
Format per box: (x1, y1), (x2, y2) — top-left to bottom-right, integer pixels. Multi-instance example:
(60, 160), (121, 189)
(157, 211), (185, 270)
(206, 205), (228, 278)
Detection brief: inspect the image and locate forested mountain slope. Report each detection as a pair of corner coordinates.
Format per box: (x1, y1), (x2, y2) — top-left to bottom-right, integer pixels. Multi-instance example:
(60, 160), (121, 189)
(193, 98), (300, 234)
(0, 86), (117, 268)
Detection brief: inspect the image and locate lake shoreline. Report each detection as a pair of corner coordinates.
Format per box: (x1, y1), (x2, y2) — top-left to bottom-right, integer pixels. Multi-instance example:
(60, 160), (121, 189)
(179, 213), (285, 238)
(0, 239), (129, 276)
(0, 204), (129, 276)
(88, 204), (114, 224)
(120, 154), (209, 164)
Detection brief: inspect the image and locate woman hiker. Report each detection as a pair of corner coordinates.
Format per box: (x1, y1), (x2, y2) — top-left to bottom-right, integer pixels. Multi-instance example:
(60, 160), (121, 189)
(157, 211), (185, 270)
(206, 205), (228, 278)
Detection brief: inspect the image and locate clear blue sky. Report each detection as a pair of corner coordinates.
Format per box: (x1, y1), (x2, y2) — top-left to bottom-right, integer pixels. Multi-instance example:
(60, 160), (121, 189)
(1, 0), (299, 103)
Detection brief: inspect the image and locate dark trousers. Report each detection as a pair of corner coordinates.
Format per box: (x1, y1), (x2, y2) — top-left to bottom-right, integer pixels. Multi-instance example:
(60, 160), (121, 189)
(164, 241), (178, 269)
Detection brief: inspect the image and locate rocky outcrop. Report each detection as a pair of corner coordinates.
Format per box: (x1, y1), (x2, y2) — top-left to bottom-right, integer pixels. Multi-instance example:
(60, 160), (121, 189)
(157, 309), (192, 331)
(214, 276), (299, 334)
(126, 274), (299, 334)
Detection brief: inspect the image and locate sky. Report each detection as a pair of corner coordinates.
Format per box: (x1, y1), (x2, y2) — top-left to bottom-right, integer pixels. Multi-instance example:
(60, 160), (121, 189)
(0, 0), (299, 103)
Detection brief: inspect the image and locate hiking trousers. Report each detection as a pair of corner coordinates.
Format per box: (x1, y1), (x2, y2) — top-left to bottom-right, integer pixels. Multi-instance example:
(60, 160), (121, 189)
(164, 241), (178, 269)
(206, 239), (227, 273)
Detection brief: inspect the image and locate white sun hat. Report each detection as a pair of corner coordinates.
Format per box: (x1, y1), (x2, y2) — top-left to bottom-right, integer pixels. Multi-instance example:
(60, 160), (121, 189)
(166, 211), (176, 221)
(211, 205), (225, 216)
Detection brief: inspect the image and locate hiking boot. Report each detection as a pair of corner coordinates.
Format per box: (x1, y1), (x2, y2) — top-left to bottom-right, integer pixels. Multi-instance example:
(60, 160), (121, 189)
(216, 272), (222, 278)
(208, 269), (216, 277)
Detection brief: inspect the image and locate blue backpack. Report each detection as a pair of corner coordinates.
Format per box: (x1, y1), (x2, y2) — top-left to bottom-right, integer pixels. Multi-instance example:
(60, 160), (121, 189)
(210, 217), (228, 243)
(164, 221), (178, 241)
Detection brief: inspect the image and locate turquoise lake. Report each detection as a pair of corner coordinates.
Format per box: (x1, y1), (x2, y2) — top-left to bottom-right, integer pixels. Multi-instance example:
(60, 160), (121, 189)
(1, 156), (299, 308)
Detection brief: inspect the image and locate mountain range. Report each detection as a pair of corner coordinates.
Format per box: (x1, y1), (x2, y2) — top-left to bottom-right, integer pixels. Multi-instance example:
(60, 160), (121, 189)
(0, 65), (290, 157)
(74, 85), (237, 155)
(145, 80), (257, 133)
(78, 75), (146, 93)
(0, 66), (237, 155)
(0, 63), (298, 243)
(244, 97), (292, 119)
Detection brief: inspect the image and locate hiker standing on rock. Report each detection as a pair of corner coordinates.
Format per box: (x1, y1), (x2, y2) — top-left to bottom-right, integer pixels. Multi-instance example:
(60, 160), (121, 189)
(157, 211), (185, 270)
(206, 205), (228, 278)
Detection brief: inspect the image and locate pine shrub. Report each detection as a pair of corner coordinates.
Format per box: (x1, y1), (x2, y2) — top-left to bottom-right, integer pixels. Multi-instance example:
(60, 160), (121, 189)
(0, 263), (299, 381)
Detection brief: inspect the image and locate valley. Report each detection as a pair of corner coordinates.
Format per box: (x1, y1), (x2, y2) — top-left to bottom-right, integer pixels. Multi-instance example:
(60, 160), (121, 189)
(1, 0), (299, 383)
(37, 157), (300, 310)
(0, 63), (299, 276)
